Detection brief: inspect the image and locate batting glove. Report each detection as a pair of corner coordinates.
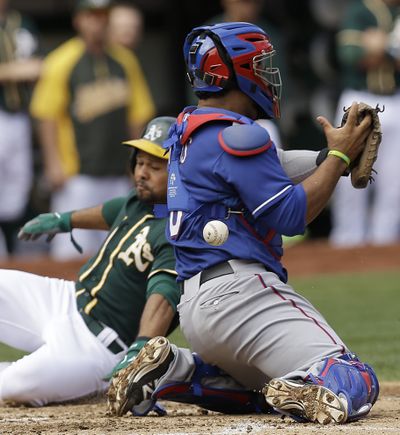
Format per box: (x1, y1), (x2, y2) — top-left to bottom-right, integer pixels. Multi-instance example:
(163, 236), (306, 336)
(18, 212), (73, 242)
(105, 336), (150, 381)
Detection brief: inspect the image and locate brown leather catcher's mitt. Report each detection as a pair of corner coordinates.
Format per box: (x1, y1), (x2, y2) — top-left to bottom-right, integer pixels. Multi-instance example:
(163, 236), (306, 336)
(341, 103), (383, 189)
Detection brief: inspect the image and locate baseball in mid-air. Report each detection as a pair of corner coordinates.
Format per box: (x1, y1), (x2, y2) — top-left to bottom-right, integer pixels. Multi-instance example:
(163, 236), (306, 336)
(203, 220), (229, 246)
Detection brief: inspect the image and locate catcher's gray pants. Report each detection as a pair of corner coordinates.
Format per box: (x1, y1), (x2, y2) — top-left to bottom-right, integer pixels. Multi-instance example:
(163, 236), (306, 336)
(158, 260), (348, 391)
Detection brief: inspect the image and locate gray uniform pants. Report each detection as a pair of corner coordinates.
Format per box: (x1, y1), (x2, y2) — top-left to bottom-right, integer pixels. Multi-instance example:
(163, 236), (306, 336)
(157, 260), (348, 392)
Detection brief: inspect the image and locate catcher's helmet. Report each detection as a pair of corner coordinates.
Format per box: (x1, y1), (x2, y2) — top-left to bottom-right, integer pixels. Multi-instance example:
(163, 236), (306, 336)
(184, 22), (281, 119)
(124, 116), (175, 171)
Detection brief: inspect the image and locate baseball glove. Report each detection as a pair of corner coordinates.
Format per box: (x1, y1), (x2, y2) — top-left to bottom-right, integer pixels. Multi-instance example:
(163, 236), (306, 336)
(341, 103), (384, 189)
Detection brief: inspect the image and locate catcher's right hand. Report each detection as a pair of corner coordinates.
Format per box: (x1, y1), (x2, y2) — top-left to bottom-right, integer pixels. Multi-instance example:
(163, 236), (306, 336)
(18, 212), (72, 242)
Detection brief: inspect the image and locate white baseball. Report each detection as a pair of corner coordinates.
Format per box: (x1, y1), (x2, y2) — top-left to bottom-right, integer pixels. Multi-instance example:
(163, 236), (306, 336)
(203, 220), (229, 246)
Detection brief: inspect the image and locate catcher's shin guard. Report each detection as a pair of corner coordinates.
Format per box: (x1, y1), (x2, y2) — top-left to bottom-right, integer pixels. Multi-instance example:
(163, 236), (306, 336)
(264, 354), (379, 424)
(305, 353), (379, 421)
(154, 354), (269, 414)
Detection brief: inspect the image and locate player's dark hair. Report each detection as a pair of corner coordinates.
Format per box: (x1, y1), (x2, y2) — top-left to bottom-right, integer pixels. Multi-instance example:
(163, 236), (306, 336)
(129, 149), (137, 173)
(195, 87), (263, 118)
(194, 88), (232, 100)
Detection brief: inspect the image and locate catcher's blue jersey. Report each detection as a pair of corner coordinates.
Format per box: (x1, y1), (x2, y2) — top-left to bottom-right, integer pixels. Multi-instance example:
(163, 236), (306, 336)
(164, 107), (307, 282)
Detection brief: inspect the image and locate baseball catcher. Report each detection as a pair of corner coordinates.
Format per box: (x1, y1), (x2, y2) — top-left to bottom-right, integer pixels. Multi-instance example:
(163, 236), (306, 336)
(106, 22), (379, 425)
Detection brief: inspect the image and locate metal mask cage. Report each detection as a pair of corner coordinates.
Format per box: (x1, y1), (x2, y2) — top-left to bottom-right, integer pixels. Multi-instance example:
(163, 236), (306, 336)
(253, 50), (282, 101)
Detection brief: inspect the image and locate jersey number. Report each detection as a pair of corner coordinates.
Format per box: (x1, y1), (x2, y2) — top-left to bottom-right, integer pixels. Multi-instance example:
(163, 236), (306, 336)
(169, 211), (184, 239)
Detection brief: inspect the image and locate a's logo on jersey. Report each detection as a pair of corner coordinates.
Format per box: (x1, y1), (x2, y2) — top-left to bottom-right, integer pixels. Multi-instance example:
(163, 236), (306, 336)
(144, 124), (163, 142)
(118, 226), (154, 271)
(74, 78), (129, 122)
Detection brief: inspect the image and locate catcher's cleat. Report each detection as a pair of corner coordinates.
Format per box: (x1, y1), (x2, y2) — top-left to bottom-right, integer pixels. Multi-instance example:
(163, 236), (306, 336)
(108, 336), (174, 416)
(263, 379), (348, 424)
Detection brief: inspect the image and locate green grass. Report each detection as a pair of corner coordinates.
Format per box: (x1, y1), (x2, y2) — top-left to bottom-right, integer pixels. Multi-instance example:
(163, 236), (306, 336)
(0, 344), (26, 361)
(2, 270), (399, 381)
(289, 270), (400, 381)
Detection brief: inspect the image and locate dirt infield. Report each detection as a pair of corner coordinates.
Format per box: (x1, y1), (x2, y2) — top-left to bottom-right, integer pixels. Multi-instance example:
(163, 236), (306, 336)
(283, 241), (400, 277)
(0, 382), (399, 434)
(0, 242), (399, 434)
(1, 241), (399, 279)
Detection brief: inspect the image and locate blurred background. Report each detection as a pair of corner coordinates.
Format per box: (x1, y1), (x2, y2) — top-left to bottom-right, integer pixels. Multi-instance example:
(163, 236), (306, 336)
(1, 0), (399, 257)
(18, 0), (342, 148)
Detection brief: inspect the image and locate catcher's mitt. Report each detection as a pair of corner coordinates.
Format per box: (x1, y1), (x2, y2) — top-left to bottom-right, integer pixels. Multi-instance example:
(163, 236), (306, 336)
(341, 103), (384, 189)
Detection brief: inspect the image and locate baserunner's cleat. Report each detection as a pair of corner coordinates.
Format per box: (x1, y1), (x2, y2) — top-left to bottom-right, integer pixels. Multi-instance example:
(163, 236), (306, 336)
(108, 336), (174, 416)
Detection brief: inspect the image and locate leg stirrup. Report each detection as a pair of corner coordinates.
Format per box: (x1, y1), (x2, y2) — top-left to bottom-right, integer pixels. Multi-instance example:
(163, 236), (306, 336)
(154, 382), (269, 414)
(153, 354), (269, 414)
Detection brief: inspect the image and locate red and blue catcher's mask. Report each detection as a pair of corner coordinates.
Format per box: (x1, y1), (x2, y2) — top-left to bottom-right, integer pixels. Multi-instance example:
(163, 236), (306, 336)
(184, 22), (282, 119)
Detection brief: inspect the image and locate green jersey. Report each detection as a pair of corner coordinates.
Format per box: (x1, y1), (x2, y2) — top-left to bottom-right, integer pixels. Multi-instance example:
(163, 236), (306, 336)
(75, 190), (179, 345)
(30, 38), (155, 177)
(0, 10), (38, 112)
(337, 0), (400, 94)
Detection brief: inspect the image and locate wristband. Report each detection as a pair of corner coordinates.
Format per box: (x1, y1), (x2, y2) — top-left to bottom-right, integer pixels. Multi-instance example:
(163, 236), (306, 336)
(135, 336), (151, 343)
(128, 337), (150, 353)
(55, 211), (73, 232)
(328, 150), (351, 167)
(316, 147), (329, 166)
(56, 211), (83, 253)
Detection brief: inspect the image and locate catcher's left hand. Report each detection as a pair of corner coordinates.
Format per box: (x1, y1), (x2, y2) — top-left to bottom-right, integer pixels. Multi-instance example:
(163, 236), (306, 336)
(341, 102), (383, 189)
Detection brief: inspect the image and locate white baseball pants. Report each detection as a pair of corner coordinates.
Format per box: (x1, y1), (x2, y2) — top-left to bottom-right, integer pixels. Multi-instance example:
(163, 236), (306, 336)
(330, 89), (400, 246)
(0, 269), (124, 406)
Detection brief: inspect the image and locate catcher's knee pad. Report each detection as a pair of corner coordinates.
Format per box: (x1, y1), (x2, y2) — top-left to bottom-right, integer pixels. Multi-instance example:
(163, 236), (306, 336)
(153, 354), (269, 414)
(305, 353), (379, 421)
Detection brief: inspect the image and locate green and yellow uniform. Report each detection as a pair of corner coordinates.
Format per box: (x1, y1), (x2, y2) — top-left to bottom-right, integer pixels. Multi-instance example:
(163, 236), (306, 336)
(30, 38), (156, 259)
(0, 10), (38, 112)
(0, 9), (38, 253)
(331, 0), (400, 246)
(337, 0), (400, 94)
(75, 190), (179, 346)
(30, 38), (155, 177)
